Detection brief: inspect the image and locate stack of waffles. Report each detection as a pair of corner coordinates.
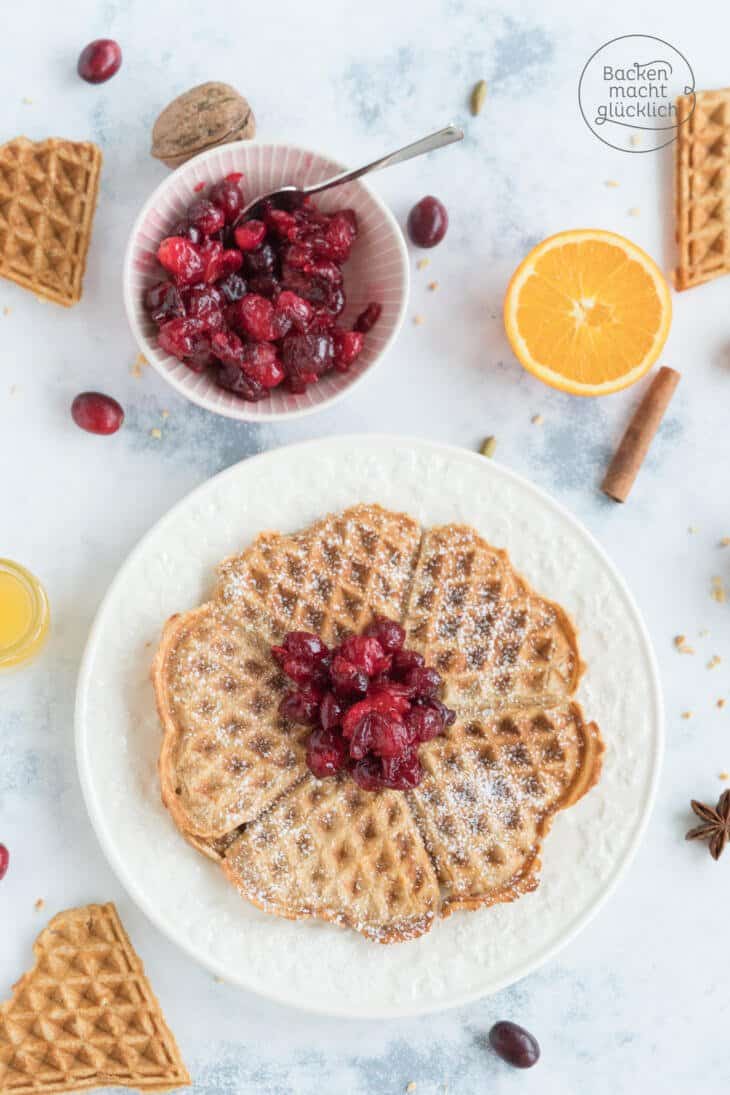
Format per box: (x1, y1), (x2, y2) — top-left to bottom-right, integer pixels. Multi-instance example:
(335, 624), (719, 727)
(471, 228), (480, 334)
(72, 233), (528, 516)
(154, 504), (604, 943)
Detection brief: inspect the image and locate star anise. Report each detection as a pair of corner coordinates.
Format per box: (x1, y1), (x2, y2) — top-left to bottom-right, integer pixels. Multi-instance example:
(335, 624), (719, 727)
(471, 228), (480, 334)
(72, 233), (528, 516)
(685, 790), (730, 860)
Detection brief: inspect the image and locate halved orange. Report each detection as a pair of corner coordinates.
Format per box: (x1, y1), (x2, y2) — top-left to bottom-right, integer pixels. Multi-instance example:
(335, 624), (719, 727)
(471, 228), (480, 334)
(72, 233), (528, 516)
(504, 229), (672, 396)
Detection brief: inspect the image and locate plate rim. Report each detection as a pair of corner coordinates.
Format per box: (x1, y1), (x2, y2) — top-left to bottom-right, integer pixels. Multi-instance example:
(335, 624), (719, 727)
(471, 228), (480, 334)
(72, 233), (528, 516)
(75, 434), (664, 1018)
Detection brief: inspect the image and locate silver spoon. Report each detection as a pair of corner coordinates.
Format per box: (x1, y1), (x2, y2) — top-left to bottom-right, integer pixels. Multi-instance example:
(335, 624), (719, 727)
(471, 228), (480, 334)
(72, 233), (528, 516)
(233, 124), (464, 225)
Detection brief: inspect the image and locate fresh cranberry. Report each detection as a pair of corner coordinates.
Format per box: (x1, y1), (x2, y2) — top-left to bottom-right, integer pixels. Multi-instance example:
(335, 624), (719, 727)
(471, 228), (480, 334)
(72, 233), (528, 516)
(144, 281), (183, 325)
(330, 655), (368, 698)
(338, 635), (390, 676)
(186, 198), (226, 237)
(234, 220), (267, 251)
(365, 616), (406, 653)
(354, 302), (382, 333)
(407, 196), (449, 248)
(281, 332), (334, 377)
(319, 692), (343, 731)
(209, 177), (245, 223)
(307, 728), (349, 778)
(182, 284), (224, 331)
(488, 1022), (540, 1069)
(235, 294), (284, 341)
(391, 648), (425, 679)
(381, 749), (422, 790)
(77, 39), (122, 83)
(158, 317), (206, 360)
(332, 329), (364, 371)
(0, 844), (8, 881)
(216, 363), (265, 401)
(170, 220), (203, 245)
(241, 343), (285, 389)
(157, 237), (204, 286)
(71, 392), (124, 435)
(404, 665), (442, 698)
(280, 687), (322, 725)
(218, 273), (248, 302)
(199, 240), (242, 283)
(276, 291), (313, 333)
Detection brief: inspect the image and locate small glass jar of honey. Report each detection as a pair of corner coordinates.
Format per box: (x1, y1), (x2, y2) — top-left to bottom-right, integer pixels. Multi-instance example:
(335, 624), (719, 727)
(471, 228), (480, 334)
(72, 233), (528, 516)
(0, 559), (50, 669)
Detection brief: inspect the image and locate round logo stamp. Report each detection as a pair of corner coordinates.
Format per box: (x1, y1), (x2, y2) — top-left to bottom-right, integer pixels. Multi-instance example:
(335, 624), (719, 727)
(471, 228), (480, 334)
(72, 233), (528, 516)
(579, 34), (695, 152)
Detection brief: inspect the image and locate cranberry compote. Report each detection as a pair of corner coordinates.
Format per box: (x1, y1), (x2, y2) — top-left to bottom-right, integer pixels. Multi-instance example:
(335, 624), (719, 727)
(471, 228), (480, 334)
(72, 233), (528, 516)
(272, 617), (456, 791)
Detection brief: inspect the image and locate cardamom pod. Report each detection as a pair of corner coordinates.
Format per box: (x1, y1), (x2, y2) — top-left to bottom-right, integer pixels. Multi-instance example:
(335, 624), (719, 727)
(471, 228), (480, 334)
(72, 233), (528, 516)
(470, 79), (487, 116)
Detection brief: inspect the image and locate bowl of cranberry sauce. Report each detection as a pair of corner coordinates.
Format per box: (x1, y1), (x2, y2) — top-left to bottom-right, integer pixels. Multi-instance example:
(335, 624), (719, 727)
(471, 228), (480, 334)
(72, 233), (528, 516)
(123, 143), (409, 421)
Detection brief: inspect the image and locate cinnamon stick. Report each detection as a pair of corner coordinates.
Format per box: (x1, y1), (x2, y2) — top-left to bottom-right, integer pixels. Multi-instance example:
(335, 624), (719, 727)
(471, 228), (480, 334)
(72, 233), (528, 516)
(601, 366), (681, 502)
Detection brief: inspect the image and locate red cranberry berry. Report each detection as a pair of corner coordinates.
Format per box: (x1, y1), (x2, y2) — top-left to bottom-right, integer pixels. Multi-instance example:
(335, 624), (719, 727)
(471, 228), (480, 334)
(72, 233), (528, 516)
(338, 635), (390, 676)
(241, 343), (285, 389)
(209, 177), (245, 224)
(157, 236), (205, 286)
(158, 317), (206, 360)
(183, 284), (225, 331)
(381, 749), (422, 790)
(391, 648), (425, 679)
(77, 39), (122, 84)
(234, 220), (267, 252)
(71, 392), (124, 435)
(144, 281), (183, 325)
(218, 273), (248, 303)
(488, 1022), (540, 1069)
(405, 703), (444, 743)
(354, 302), (382, 333)
(404, 665), (442, 699)
(186, 198), (226, 237)
(407, 196), (449, 248)
(319, 692), (344, 731)
(276, 291), (313, 333)
(281, 332), (334, 378)
(332, 329), (364, 372)
(365, 615), (406, 653)
(216, 364), (265, 401)
(352, 754), (385, 791)
(280, 687), (322, 725)
(307, 728), (348, 778)
(330, 655), (368, 698)
(0, 843), (9, 881)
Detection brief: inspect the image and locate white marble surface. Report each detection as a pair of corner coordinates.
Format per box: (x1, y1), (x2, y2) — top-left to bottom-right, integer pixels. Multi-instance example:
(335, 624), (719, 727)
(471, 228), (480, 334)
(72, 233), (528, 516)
(2, 1), (729, 1091)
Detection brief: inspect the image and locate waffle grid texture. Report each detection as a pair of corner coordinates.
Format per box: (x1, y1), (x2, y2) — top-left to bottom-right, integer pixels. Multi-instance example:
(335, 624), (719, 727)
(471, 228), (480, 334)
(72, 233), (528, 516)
(154, 505), (604, 942)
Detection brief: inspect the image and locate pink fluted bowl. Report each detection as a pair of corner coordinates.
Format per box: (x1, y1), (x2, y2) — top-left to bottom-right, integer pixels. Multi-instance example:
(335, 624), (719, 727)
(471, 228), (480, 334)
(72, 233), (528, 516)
(123, 142), (410, 421)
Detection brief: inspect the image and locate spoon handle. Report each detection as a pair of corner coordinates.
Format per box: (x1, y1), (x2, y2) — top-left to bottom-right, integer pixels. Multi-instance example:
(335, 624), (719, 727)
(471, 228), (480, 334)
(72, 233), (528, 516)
(302, 124), (464, 197)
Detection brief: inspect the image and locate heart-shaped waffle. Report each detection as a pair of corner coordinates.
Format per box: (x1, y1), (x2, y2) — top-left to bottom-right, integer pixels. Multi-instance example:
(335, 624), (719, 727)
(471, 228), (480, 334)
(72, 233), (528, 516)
(153, 505), (603, 942)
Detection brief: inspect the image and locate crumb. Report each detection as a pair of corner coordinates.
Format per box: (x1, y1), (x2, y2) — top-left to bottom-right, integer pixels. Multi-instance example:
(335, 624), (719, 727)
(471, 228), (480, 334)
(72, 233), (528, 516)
(144, 641), (153, 648)
(699, 629), (710, 637)
(21, 96), (33, 105)
(213, 975), (225, 983)
(130, 352), (148, 379)
(720, 537), (730, 547)
(711, 576), (727, 603)
(681, 711), (693, 719)
(674, 635), (695, 655)
(480, 436), (497, 458)
(629, 133), (642, 147)
(150, 428), (162, 440)
(161, 409), (170, 419)
(627, 207), (641, 216)
(688, 525), (698, 534)
(416, 258), (430, 270)
(605, 179), (620, 188)
(9, 384), (18, 396)
(720, 772), (729, 781)
(531, 413), (544, 425)
(34, 898), (44, 911)
(718, 699), (726, 709)
(708, 655), (722, 669)
(427, 281), (439, 291)
(3, 306), (11, 316)
(406, 1084), (417, 1093)
(413, 314), (424, 326)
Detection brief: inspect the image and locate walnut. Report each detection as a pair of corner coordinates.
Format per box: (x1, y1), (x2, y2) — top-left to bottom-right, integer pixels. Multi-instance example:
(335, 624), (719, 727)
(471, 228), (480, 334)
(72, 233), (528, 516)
(151, 81), (255, 169)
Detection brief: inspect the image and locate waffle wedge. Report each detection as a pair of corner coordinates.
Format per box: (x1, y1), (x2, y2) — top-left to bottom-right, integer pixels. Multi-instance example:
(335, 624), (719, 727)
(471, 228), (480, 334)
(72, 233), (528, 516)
(675, 88), (730, 290)
(0, 137), (102, 306)
(0, 903), (189, 1093)
(154, 505), (604, 942)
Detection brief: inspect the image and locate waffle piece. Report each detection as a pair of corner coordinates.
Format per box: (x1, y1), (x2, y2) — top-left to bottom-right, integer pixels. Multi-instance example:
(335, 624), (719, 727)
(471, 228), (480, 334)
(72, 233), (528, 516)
(405, 524), (582, 714)
(0, 903), (189, 1093)
(155, 604), (308, 841)
(0, 137), (102, 307)
(675, 88), (730, 290)
(155, 506), (603, 942)
(223, 774), (441, 942)
(214, 504), (422, 643)
(410, 703), (603, 915)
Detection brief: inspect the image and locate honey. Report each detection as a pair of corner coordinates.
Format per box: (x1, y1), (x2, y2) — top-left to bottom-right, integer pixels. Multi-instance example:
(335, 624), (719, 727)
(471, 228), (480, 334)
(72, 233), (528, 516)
(0, 560), (49, 668)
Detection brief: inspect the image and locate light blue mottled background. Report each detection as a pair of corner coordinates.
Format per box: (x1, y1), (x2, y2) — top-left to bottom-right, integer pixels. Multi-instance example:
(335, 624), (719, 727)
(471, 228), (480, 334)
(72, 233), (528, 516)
(2, 1), (730, 1091)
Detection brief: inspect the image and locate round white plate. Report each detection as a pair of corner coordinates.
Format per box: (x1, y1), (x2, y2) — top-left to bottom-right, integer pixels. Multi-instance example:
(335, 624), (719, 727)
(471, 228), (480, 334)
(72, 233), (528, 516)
(76, 436), (663, 1018)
